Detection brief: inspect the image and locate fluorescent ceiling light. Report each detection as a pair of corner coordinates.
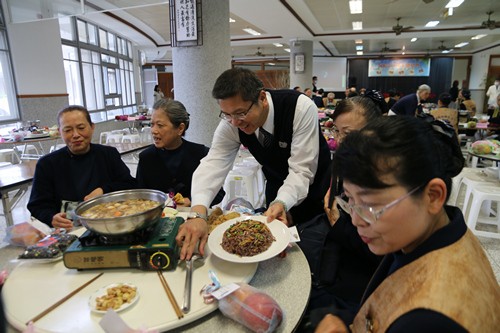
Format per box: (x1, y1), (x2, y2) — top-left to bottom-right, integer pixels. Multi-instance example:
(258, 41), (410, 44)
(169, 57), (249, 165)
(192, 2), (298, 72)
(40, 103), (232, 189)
(442, 49), (452, 53)
(352, 21), (363, 30)
(454, 42), (469, 48)
(229, 18), (235, 23)
(355, 39), (363, 44)
(402, 52), (406, 55)
(242, 28), (261, 36)
(356, 45), (363, 51)
(445, 0), (464, 8)
(471, 34), (487, 40)
(402, 45), (406, 50)
(448, 7), (454, 16)
(349, 0), (363, 14)
(425, 21), (440, 27)
(356, 51), (363, 55)
(411, 38), (418, 42)
(273, 43), (283, 47)
(284, 48), (291, 53)
(267, 63), (275, 66)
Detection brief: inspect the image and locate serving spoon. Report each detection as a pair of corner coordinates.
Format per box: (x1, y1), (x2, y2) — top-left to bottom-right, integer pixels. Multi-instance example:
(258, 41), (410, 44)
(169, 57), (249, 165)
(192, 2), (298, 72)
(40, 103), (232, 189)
(182, 254), (204, 313)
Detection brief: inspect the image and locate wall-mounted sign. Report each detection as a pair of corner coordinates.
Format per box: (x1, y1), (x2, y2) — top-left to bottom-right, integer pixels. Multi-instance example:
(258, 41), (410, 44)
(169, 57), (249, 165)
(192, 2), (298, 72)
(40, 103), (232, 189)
(368, 58), (431, 77)
(294, 53), (305, 73)
(169, 0), (203, 47)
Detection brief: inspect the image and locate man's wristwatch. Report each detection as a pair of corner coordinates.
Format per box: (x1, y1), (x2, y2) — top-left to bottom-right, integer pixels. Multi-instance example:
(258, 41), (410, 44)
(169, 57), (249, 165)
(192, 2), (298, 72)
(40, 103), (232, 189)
(186, 212), (208, 221)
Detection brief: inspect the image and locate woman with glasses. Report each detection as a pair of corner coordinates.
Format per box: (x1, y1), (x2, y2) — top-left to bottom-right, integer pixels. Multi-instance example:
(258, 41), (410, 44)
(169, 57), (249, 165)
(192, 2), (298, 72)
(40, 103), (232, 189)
(303, 94), (384, 332)
(316, 116), (500, 332)
(136, 99), (224, 207)
(180, 67), (331, 260)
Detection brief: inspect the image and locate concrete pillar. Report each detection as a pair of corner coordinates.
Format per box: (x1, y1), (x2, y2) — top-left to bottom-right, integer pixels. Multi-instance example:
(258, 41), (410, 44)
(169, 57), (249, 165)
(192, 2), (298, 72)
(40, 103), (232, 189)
(172, 0), (231, 146)
(289, 40), (313, 92)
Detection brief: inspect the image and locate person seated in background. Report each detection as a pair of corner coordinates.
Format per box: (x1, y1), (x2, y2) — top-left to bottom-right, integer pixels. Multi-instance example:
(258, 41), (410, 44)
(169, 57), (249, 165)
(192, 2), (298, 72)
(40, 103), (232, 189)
(313, 88), (325, 108)
(384, 88), (398, 112)
(358, 87), (366, 96)
(315, 116), (500, 332)
(136, 99), (224, 207)
(389, 84), (431, 116)
(346, 87), (358, 98)
(304, 88), (314, 99)
(458, 88), (477, 117)
(299, 93), (385, 332)
(323, 92), (336, 109)
(28, 105), (136, 229)
(431, 92), (459, 135)
(293, 86), (302, 92)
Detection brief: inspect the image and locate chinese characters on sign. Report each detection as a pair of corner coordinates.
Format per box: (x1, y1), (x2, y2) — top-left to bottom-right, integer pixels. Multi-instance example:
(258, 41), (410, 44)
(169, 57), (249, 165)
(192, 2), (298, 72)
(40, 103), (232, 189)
(368, 58), (431, 77)
(175, 0), (197, 42)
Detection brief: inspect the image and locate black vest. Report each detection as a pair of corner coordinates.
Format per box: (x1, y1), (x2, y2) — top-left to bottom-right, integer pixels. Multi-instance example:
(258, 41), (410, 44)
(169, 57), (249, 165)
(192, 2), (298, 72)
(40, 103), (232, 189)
(239, 90), (330, 224)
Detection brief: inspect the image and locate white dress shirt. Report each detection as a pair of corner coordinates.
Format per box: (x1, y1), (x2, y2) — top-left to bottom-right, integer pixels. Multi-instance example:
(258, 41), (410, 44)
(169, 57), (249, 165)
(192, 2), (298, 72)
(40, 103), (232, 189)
(191, 92), (320, 210)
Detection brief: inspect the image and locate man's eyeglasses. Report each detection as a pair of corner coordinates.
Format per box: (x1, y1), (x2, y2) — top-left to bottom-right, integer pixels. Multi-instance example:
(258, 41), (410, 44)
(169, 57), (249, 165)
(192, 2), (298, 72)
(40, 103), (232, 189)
(219, 101), (255, 122)
(334, 185), (423, 224)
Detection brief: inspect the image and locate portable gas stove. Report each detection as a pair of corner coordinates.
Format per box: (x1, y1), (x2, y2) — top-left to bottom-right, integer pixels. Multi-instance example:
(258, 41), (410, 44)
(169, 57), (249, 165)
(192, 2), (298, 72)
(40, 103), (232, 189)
(63, 217), (183, 270)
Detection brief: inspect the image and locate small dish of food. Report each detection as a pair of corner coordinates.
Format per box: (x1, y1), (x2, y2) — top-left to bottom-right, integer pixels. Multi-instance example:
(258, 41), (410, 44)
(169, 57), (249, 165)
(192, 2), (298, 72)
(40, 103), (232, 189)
(89, 283), (139, 314)
(207, 216), (289, 263)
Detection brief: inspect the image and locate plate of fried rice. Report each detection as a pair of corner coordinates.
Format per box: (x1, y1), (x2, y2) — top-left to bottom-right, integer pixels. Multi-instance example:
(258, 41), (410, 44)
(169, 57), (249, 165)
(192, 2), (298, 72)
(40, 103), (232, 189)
(207, 215), (289, 263)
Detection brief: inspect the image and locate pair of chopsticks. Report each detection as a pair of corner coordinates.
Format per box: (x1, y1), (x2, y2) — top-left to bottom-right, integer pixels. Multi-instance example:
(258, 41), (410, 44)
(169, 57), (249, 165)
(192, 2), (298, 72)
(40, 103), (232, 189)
(26, 272), (104, 325)
(157, 270), (184, 319)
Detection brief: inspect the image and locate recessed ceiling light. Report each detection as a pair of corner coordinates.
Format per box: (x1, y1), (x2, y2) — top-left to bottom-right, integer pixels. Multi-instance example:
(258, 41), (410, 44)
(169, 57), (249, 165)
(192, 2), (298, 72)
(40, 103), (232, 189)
(349, 0), (363, 14)
(356, 45), (363, 51)
(284, 48), (291, 53)
(352, 21), (363, 30)
(355, 39), (363, 44)
(402, 45), (406, 50)
(410, 38), (418, 42)
(445, 0), (464, 8)
(454, 42), (469, 48)
(471, 34), (487, 40)
(229, 18), (235, 23)
(273, 43), (283, 47)
(356, 51), (363, 55)
(242, 28), (261, 36)
(402, 52), (406, 55)
(425, 21), (440, 27)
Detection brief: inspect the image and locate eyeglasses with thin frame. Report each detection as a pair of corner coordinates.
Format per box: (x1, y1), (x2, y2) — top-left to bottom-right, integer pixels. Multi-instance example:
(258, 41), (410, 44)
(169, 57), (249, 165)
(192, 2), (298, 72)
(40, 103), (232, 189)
(218, 101), (255, 122)
(334, 185), (423, 224)
(331, 125), (348, 141)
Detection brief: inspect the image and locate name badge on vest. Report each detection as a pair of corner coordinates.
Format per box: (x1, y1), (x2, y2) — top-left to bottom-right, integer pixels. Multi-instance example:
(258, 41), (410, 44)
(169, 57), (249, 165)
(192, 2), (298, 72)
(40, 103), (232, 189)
(278, 141), (287, 148)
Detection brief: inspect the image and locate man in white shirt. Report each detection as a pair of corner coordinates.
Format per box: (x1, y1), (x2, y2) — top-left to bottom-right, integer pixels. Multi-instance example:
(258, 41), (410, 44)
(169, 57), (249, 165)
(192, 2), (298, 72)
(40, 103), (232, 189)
(486, 78), (500, 110)
(176, 68), (331, 260)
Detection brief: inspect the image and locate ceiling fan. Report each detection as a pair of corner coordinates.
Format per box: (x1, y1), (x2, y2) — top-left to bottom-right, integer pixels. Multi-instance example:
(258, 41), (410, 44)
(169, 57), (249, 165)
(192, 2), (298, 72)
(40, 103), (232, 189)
(481, 11), (500, 30)
(246, 47), (268, 57)
(392, 17), (414, 35)
(380, 42), (399, 53)
(436, 41), (451, 52)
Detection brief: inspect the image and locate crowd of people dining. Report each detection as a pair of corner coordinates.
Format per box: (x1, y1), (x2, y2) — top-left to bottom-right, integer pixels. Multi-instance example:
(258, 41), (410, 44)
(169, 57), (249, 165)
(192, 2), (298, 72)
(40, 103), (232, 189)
(2, 68), (500, 333)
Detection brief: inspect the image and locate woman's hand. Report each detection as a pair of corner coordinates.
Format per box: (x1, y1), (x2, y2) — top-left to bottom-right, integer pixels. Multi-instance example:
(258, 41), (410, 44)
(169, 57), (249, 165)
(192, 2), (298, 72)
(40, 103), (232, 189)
(51, 212), (74, 231)
(84, 187), (104, 201)
(324, 189), (340, 226)
(315, 314), (349, 333)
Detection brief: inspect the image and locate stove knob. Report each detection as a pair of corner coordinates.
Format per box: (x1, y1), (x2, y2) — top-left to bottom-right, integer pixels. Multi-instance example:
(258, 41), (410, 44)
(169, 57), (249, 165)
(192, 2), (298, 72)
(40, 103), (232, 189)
(150, 251), (170, 270)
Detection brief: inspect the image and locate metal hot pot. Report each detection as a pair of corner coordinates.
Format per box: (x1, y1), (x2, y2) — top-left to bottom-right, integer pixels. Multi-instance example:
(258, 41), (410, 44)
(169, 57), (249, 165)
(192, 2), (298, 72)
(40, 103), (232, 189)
(74, 189), (167, 236)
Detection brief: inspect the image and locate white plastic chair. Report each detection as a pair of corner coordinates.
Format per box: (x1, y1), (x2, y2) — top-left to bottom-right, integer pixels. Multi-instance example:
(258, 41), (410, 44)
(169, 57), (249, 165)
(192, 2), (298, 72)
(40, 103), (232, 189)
(99, 131), (112, 144)
(221, 168), (262, 209)
(122, 134), (141, 143)
(463, 185), (500, 239)
(105, 133), (124, 144)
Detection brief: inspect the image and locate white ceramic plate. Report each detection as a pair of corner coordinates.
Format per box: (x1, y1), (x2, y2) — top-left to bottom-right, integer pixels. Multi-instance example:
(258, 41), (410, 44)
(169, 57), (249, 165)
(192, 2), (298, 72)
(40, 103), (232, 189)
(25, 132), (49, 139)
(207, 215), (289, 263)
(89, 283), (139, 314)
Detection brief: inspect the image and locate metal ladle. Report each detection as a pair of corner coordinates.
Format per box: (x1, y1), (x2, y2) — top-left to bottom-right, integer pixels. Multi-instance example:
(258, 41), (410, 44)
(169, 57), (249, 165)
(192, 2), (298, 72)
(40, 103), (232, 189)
(182, 254), (204, 313)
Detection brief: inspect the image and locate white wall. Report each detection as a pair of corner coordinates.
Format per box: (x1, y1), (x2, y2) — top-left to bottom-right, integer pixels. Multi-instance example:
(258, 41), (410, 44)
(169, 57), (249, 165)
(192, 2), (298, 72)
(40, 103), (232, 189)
(6, 19), (67, 94)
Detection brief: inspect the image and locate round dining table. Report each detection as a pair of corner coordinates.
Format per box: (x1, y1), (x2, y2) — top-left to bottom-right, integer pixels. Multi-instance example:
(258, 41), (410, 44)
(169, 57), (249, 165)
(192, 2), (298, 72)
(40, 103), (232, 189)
(1, 228), (311, 333)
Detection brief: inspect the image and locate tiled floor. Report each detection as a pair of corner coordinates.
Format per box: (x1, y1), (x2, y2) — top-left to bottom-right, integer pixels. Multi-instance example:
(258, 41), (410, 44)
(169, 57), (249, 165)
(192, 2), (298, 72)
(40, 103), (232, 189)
(1, 158), (499, 284)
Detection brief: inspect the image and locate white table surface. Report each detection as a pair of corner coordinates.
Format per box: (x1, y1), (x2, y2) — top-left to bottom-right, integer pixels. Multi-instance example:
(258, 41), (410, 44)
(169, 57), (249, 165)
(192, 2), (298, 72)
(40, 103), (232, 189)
(1, 231), (311, 332)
